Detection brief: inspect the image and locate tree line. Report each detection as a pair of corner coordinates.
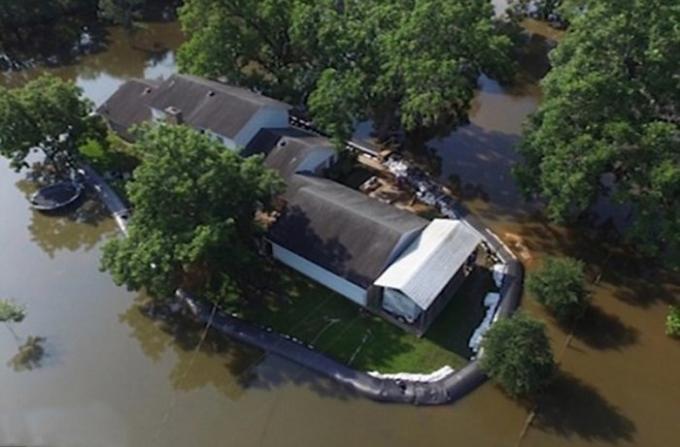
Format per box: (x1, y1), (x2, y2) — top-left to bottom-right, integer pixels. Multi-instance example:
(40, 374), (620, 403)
(177, 0), (516, 145)
(517, 0), (679, 265)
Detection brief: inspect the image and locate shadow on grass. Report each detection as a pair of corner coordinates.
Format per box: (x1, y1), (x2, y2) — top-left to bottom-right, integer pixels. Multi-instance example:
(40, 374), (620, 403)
(533, 372), (636, 443)
(239, 262), (488, 373)
(241, 264), (423, 373)
(425, 267), (496, 360)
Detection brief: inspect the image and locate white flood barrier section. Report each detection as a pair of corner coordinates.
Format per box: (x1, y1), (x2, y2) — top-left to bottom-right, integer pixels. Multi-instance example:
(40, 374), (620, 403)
(368, 366), (455, 383)
(468, 292), (502, 354)
(492, 263), (507, 288)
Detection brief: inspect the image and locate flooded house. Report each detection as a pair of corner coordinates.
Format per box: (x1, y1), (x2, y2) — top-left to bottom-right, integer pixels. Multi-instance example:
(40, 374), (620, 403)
(99, 74), (482, 335)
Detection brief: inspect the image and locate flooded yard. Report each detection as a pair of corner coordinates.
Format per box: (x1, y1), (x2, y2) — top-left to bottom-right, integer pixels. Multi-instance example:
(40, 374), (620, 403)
(1, 14), (679, 447)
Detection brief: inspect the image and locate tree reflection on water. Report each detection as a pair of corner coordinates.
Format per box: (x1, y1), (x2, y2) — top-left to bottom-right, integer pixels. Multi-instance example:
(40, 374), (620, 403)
(119, 295), (358, 402)
(8, 335), (47, 372)
(119, 296), (264, 401)
(15, 174), (115, 258)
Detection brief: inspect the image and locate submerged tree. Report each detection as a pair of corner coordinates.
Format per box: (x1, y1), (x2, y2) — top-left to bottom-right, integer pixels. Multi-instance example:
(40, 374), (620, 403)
(0, 298), (47, 369)
(667, 305), (680, 338)
(527, 256), (590, 323)
(480, 313), (555, 397)
(0, 299), (25, 324)
(0, 75), (106, 172)
(0, 298), (26, 343)
(9, 336), (47, 371)
(100, 124), (284, 304)
(178, 0), (515, 143)
(516, 0), (680, 265)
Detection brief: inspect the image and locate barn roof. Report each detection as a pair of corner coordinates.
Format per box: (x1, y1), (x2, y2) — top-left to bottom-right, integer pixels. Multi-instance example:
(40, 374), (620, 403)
(374, 219), (482, 310)
(147, 74), (290, 139)
(244, 128), (334, 179)
(96, 79), (159, 141)
(268, 174), (428, 288)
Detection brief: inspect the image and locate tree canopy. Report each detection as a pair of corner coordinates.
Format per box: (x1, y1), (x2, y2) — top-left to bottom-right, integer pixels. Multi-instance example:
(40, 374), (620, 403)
(178, 0), (515, 143)
(527, 256), (590, 322)
(516, 0), (680, 264)
(0, 299), (26, 324)
(0, 75), (105, 171)
(480, 313), (555, 397)
(100, 124), (284, 303)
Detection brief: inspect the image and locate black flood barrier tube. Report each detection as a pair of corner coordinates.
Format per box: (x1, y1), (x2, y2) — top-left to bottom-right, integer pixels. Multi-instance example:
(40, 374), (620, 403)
(84, 162), (524, 406)
(179, 289), (446, 405)
(179, 255), (521, 406)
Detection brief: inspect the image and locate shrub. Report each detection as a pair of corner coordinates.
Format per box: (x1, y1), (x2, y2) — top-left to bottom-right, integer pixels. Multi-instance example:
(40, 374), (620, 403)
(666, 305), (680, 337)
(527, 256), (590, 322)
(79, 135), (140, 174)
(480, 313), (555, 397)
(0, 299), (26, 323)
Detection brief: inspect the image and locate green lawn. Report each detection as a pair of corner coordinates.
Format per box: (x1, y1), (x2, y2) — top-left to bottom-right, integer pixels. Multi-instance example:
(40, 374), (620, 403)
(228, 263), (496, 374)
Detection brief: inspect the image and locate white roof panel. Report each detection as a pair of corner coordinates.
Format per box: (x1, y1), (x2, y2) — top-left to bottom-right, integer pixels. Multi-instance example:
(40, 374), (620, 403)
(374, 219), (482, 310)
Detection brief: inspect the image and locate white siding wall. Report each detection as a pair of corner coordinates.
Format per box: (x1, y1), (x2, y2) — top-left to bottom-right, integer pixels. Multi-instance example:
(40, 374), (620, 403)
(382, 287), (422, 323)
(272, 243), (368, 306)
(204, 129), (236, 150)
(296, 148), (336, 173)
(151, 107), (166, 121)
(234, 107), (289, 148)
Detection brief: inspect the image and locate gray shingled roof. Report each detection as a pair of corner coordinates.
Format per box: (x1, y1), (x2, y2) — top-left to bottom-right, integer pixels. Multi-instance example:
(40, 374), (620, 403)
(244, 128), (334, 179)
(147, 74), (290, 139)
(269, 174), (428, 288)
(97, 79), (159, 141)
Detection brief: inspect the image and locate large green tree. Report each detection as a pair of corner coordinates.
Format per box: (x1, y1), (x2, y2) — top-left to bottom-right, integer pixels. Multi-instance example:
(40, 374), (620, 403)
(0, 298), (26, 343)
(100, 124), (284, 303)
(527, 256), (590, 322)
(178, 0), (514, 143)
(480, 313), (555, 397)
(516, 0), (680, 263)
(0, 75), (106, 172)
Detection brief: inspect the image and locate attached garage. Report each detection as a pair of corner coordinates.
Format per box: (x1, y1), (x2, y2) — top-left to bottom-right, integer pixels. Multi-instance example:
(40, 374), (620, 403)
(374, 219), (483, 334)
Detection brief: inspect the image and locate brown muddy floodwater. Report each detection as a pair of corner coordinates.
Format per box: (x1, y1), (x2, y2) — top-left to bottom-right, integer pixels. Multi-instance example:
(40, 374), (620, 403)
(1, 18), (679, 447)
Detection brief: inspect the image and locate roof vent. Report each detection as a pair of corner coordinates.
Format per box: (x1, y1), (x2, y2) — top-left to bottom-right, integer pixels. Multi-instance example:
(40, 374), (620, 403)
(207, 90), (216, 97)
(164, 106), (183, 125)
(278, 139), (288, 148)
(142, 87), (152, 95)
